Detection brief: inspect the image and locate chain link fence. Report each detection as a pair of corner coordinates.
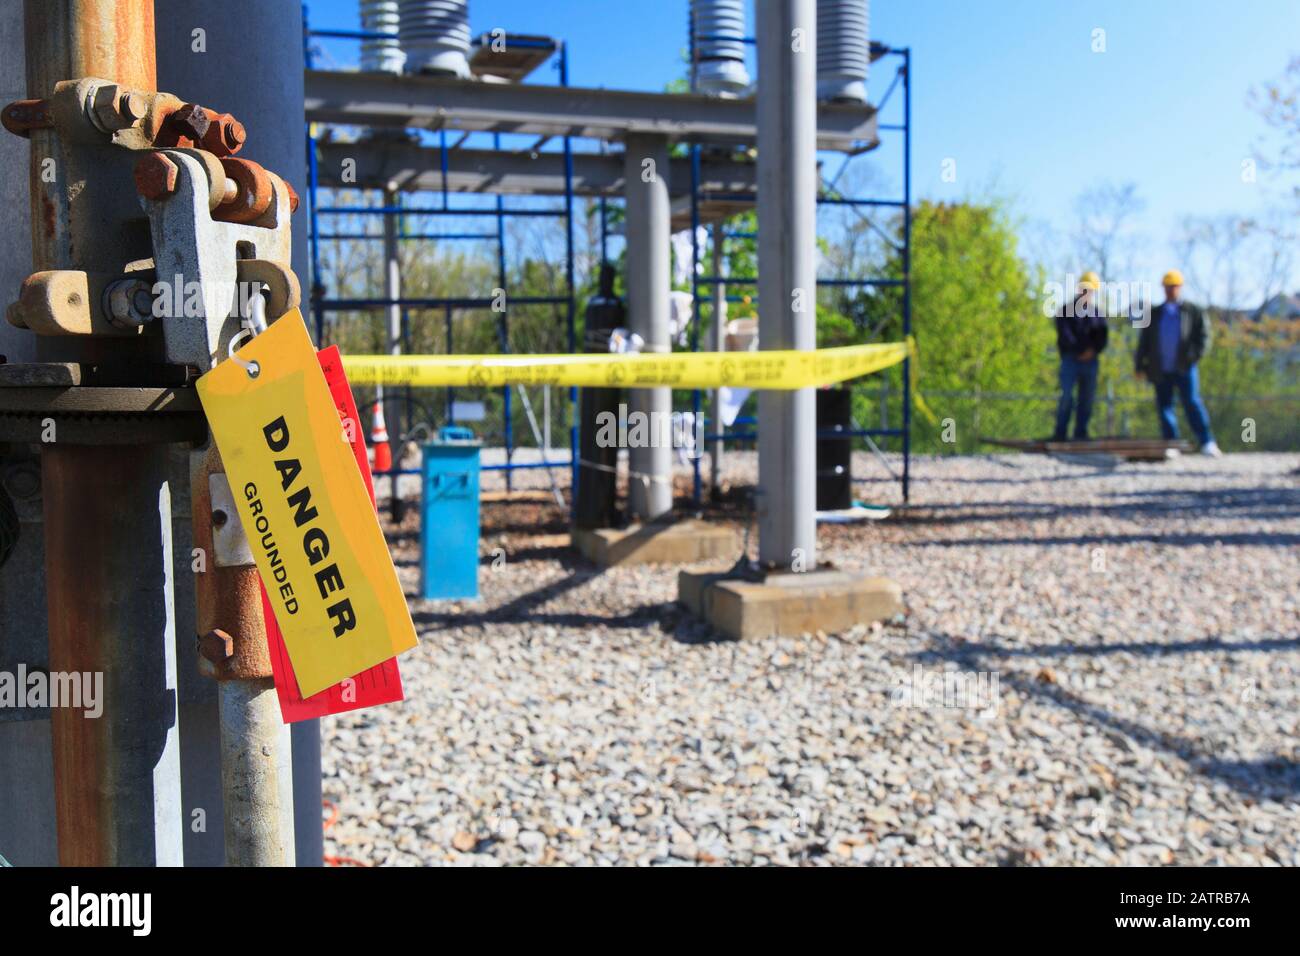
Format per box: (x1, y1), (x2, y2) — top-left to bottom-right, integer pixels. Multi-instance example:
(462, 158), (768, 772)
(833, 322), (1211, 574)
(883, 387), (1300, 454)
(360, 380), (1297, 465)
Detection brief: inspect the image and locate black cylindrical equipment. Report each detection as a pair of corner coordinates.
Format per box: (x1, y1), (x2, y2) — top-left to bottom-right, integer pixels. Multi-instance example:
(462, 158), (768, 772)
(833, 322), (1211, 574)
(816, 388), (853, 511)
(575, 265), (625, 529)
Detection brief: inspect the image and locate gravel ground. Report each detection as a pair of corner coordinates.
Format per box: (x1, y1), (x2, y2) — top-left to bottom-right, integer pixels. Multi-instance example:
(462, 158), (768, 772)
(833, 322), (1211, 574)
(324, 451), (1300, 866)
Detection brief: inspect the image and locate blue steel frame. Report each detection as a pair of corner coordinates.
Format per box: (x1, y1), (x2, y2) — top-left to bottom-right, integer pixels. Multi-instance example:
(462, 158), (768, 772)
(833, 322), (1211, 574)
(683, 30), (913, 505)
(301, 9), (577, 489)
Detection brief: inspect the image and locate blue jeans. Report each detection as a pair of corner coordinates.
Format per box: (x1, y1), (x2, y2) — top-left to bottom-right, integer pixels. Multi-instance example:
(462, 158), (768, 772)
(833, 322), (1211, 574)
(1054, 354), (1098, 440)
(1154, 365), (1214, 445)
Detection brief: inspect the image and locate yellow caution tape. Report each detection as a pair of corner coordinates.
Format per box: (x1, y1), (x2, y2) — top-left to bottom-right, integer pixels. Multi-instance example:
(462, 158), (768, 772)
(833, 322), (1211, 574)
(905, 335), (940, 426)
(341, 341), (913, 390)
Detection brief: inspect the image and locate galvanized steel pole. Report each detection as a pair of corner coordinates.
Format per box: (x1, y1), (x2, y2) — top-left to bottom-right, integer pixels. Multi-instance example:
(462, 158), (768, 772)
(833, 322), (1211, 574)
(623, 133), (673, 521)
(710, 228), (727, 498)
(756, 0), (818, 572)
(156, 0), (319, 866)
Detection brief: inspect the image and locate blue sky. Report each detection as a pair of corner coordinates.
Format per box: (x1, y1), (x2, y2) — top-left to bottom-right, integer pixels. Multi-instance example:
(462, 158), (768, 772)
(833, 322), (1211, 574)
(306, 0), (1300, 305)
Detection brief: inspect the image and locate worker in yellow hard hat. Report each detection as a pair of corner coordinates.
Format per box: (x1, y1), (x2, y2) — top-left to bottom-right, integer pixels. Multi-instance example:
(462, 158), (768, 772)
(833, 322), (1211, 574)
(1135, 270), (1220, 456)
(1052, 271), (1108, 441)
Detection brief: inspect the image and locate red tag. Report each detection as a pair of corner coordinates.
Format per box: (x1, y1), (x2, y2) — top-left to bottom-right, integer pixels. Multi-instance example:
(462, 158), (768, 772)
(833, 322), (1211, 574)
(261, 345), (404, 722)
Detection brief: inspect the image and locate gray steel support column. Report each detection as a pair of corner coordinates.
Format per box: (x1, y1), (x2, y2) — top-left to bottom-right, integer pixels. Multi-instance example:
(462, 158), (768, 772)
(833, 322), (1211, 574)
(157, 1), (321, 867)
(756, 0), (818, 571)
(0, 0), (55, 867)
(710, 231), (727, 498)
(623, 134), (673, 521)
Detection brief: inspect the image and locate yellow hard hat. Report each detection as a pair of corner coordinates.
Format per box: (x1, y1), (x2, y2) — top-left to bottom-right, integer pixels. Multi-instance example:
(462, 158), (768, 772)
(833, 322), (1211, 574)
(1078, 271), (1101, 291)
(1162, 269), (1184, 287)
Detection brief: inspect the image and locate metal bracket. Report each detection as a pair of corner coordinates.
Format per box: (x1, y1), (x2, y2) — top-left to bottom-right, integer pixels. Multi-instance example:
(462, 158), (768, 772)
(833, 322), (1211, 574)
(141, 150), (295, 370)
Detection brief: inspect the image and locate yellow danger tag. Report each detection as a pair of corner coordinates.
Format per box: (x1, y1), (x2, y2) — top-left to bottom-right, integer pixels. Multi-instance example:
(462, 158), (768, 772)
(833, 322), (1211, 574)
(196, 312), (418, 697)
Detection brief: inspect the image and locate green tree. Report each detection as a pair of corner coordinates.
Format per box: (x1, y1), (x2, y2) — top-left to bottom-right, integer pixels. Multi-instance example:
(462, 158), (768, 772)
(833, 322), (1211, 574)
(857, 199), (1053, 450)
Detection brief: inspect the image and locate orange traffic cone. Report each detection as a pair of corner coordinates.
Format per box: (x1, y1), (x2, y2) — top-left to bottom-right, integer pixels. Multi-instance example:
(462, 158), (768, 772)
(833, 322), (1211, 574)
(370, 401), (392, 473)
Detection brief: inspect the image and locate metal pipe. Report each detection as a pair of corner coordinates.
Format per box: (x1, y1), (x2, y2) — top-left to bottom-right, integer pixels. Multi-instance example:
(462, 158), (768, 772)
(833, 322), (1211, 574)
(756, 0), (817, 572)
(622, 133), (673, 522)
(560, 43), (578, 518)
(689, 144), (702, 508)
(490, 131), (513, 490)
(901, 50), (911, 504)
(710, 227), (727, 499)
(380, 186), (402, 441)
(217, 680), (294, 867)
(190, 444), (294, 866)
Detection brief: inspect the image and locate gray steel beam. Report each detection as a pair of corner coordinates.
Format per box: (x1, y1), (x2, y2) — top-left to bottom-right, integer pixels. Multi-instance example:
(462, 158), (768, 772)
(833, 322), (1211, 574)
(757, 0), (818, 572)
(623, 134), (673, 522)
(304, 70), (878, 151)
(314, 142), (758, 198)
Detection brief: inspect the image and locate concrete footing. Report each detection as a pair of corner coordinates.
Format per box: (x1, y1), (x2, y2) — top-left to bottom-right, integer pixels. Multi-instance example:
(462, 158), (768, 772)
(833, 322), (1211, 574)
(571, 520), (740, 567)
(678, 567), (904, 641)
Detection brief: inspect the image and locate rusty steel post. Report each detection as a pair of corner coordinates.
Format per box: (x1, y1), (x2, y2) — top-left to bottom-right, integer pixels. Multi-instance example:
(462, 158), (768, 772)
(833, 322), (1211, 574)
(43, 444), (182, 866)
(191, 443), (294, 866)
(22, 0), (185, 865)
(25, 0), (156, 288)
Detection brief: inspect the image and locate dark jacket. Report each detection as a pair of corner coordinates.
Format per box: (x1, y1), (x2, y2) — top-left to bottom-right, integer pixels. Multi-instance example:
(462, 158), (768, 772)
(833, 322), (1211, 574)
(1055, 295), (1108, 358)
(1135, 300), (1209, 382)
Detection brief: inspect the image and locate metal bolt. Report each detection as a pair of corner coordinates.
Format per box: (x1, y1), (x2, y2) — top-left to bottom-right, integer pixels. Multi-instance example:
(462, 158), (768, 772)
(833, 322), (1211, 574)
(89, 83), (143, 133)
(104, 277), (154, 329)
(118, 91), (147, 124)
(198, 629), (235, 665)
(285, 181), (300, 213)
(164, 103), (210, 145)
(134, 152), (179, 200)
(201, 112), (246, 156)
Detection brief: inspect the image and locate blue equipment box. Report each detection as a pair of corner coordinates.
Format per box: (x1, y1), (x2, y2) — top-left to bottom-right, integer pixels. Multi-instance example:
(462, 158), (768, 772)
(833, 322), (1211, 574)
(419, 426), (481, 600)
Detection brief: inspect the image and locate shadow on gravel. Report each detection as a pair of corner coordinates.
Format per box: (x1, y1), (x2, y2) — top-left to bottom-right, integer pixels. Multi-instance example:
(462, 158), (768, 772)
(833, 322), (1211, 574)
(480, 542), (574, 564)
(401, 532), (731, 639)
(916, 633), (1300, 801)
(909, 529), (1300, 548)
(912, 635), (1300, 661)
(902, 486), (1300, 526)
(408, 559), (683, 635)
(904, 462), (1290, 486)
